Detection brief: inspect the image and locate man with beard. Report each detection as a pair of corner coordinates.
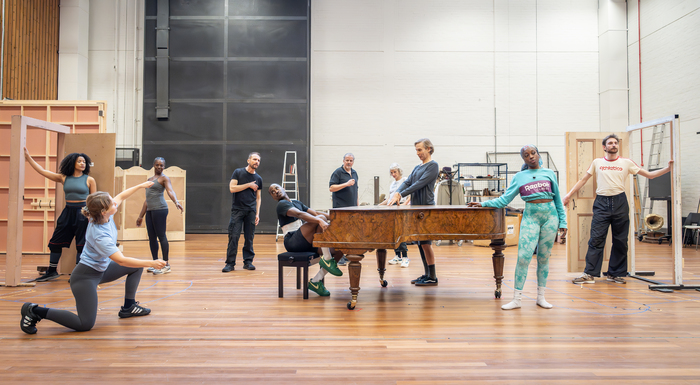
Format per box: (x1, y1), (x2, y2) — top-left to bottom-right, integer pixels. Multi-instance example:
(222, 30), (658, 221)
(563, 134), (673, 284)
(223, 152), (263, 272)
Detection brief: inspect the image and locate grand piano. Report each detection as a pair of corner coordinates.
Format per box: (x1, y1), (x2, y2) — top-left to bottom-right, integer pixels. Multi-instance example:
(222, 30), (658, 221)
(313, 205), (507, 309)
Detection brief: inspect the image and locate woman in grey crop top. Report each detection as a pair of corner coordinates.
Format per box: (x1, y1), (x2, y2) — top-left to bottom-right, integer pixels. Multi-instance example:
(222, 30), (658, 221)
(24, 148), (97, 282)
(136, 157), (183, 274)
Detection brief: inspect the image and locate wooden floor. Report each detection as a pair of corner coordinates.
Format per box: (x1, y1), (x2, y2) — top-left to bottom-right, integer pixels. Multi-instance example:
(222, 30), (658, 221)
(1, 234), (700, 384)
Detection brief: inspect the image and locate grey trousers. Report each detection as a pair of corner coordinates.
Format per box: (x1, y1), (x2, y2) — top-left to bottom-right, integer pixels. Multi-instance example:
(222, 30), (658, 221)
(44, 261), (143, 332)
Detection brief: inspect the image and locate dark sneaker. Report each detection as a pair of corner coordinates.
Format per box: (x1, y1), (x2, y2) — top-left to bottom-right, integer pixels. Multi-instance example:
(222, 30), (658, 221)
(320, 258), (343, 276)
(572, 273), (595, 284)
(34, 271), (60, 282)
(243, 263), (256, 271)
(415, 276), (438, 286)
(20, 303), (41, 334)
(411, 275), (428, 284)
(308, 279), (330, 296)
(607, 276), (626, 284)
(118, 302), (151, 318)
(222, 263), (235, 273)
(337, 256), (349, 266)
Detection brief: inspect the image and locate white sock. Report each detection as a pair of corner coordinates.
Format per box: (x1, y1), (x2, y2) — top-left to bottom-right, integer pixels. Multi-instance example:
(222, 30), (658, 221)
(536, 287), (553, 309)
(501, 290), (522, 310)
(321, 248), (332, 261)
(312, 268), (328, 283)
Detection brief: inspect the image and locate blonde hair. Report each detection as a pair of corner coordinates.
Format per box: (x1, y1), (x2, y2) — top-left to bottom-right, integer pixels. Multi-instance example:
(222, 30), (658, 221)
(389, 163), (403, 176)
(414, 138), (434, 154)
(81, 192), (112, 224)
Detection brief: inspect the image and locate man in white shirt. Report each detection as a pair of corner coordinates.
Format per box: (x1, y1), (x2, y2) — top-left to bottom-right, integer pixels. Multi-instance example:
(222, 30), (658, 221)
(563, 134), (673, 284)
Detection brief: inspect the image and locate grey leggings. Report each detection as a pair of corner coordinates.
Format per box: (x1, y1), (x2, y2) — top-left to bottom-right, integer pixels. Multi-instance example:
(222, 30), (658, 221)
(44, 261), (143, 332)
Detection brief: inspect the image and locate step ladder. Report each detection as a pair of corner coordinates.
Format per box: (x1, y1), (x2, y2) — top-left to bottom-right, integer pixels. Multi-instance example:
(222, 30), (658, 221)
(635, 124), (666, 236)
(276, 151), (298, 241)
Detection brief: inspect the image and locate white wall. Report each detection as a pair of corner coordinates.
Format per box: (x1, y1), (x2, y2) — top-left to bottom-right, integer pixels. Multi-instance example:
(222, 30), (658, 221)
(85, 0), (144, 151)
(627, 0), (700, 215)
(310, 0), (600, 210)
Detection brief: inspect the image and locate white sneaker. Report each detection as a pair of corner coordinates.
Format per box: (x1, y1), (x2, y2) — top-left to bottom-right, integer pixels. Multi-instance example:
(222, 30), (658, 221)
(147, 267), (155, 273)
(400, 258), (410, 268)
(153, 265), (171, 275)
(388, 256), (402, 265)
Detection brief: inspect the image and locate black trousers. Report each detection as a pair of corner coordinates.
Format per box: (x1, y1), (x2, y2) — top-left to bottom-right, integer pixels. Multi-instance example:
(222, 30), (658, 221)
(584, 193), (629, 278)
(226, 209), (256, 265)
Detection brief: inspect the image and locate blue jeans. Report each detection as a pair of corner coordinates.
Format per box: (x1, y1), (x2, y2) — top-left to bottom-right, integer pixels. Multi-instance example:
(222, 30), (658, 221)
(226, 209), (256, 265)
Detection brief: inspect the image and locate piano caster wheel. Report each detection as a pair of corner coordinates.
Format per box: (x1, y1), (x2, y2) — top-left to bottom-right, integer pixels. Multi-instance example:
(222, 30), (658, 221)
(380, 280), (388, 287)
(495, 291), (501, 299)
(457, 240), (464, 247)
(347, 301), (356, 310)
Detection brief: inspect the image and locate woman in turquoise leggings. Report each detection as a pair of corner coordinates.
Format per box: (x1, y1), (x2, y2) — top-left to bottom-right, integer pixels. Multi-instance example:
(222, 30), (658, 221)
(469, 145), (567, 310)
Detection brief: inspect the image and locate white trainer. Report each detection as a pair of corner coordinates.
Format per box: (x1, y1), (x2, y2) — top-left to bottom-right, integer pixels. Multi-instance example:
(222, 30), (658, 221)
(400, 258), (410, 268)
(153, 265), (171, 275)
(388, 256), (402, 265)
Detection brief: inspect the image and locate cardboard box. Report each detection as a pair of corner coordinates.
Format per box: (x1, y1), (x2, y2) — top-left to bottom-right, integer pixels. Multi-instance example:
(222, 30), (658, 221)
(473, 214), (521, 247)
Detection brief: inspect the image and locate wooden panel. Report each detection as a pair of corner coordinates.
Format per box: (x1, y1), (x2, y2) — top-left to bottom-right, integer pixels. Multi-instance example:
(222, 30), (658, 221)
(116, 166), (187, 242)
(57, 133), (116, 273)
(1, 0), (60, 100)
(0, 101), (107, 254)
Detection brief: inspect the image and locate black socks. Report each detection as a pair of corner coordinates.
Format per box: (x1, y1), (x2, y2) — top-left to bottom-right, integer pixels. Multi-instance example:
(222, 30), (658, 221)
(33, 306), (49, 319)
(123, 298), (136, 308)
(428, 264), (436, 279)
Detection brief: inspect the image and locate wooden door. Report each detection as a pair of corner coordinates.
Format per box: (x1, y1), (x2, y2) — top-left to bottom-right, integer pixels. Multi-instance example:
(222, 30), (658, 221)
(565, 132), (630, 273)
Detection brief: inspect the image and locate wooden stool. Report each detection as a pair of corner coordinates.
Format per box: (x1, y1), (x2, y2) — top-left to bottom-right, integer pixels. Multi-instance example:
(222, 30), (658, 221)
(278, 251), (320, 299)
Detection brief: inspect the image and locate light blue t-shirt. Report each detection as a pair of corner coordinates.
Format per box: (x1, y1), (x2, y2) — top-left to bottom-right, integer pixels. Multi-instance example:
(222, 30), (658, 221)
(79, 215), (120, 272)
(482, 168), (567, 228)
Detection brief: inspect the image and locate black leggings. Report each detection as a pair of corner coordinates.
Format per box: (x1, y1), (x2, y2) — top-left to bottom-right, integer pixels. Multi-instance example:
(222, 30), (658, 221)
(44, 261), (143, 332)
(146, 209), (169, 261)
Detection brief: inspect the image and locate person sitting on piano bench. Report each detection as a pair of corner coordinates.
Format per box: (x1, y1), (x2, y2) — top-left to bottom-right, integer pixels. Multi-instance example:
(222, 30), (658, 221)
(469, 145), (567, 310)
(387, 138), (440, 286)
(269, 183), (344, 297)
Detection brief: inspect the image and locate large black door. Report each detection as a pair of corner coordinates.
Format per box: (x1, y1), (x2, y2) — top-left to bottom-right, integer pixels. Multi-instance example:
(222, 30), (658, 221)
(143, 0), (309, 233)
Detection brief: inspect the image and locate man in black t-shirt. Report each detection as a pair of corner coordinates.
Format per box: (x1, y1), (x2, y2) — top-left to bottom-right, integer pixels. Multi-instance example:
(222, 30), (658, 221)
(269, 183), (343, 297)
(223, 152), (263, 273)
(328, 153), (358, 266)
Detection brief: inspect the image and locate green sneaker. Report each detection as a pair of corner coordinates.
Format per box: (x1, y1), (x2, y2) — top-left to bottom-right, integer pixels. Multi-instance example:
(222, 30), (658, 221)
(319, 258), (343, 276)
(308, 279), (330, 296)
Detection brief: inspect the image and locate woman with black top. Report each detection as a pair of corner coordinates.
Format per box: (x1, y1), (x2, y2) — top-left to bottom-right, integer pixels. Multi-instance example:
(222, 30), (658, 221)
(24, 147), (97, 282)
(136, 157), (183, 274)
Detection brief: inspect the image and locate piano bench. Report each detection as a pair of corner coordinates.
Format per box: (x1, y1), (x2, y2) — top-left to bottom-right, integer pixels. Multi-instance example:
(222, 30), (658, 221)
(278, 251), (321, 299)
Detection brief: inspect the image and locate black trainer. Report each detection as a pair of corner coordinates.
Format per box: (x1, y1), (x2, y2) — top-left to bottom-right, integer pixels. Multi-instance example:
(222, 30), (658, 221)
(20, 302), (42, 334)
(118, 302), (151, 318)
(222, 263), (235, 273)
(411, 275), (428, 284)
(34, 271), (59, 282)
(415, 276), (438, 286)
(243, 262), (256, 271)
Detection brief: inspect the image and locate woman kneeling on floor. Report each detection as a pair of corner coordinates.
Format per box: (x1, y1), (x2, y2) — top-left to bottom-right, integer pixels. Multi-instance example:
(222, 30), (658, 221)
(20, 181), (166, 334)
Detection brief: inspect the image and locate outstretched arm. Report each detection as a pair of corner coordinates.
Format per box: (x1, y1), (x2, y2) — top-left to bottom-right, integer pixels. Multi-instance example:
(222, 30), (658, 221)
(114, 181), (154, 207)
(109, 250), (166, 269)
(637, 160), (674, 179)
(563, 172), (592, 206)
(24, 147), (64, 184)
(163, 176), (183, 212)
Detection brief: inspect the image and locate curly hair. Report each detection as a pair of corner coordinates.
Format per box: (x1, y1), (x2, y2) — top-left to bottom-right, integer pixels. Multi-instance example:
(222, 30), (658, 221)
(81, 191), (111, 224)
(59, 153), (92, 176)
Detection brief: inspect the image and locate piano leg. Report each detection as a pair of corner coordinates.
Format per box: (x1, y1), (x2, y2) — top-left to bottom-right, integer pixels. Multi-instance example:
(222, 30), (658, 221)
(346, 254), (364, 310)
(376, 249), (388, 288)
(490, 239), (506, 299)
